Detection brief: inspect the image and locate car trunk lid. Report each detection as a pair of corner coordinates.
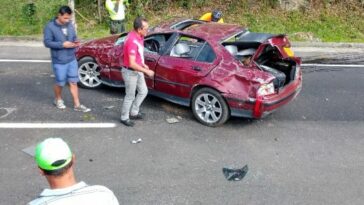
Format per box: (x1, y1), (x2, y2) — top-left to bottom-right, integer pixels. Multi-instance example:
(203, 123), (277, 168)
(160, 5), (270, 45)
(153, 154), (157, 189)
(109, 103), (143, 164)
(247, 34), (300, 89)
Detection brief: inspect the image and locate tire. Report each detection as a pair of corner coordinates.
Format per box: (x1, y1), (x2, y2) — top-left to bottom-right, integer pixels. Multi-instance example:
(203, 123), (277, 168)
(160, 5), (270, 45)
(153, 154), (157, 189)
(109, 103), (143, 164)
(77, 57), (102, 89)
(191, 87), (230, 127)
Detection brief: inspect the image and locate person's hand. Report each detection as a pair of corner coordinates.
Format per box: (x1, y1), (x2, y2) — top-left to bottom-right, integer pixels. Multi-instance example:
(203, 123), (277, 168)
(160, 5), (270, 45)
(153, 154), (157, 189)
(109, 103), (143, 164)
(144, 64), (149, 70)
(145, 70), (154, 78)
(63, 41), (76, 48)
(74, 40), (81, 47)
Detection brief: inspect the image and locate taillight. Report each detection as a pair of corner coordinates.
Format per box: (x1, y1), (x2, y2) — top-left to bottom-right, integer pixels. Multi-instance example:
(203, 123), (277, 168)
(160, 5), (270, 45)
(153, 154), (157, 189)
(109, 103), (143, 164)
(283, 47), (294, 57)
(257, 82), (275, 96)
(283, 37), (294, 57)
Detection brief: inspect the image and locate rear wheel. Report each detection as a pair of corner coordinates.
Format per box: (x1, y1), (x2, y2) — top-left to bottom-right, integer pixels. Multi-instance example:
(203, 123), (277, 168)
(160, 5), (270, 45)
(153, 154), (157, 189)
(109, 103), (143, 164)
(192, 88), (230, 127)
(77, 57), (102, 89)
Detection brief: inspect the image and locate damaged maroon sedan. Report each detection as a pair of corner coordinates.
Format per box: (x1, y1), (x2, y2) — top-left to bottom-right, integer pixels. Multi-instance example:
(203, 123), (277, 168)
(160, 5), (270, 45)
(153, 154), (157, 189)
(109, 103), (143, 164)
(76, 19), (302, 126)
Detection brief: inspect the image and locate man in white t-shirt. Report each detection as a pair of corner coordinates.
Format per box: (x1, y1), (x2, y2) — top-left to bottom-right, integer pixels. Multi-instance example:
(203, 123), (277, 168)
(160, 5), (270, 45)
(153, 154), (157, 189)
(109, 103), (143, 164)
(28, 138), (119, 205)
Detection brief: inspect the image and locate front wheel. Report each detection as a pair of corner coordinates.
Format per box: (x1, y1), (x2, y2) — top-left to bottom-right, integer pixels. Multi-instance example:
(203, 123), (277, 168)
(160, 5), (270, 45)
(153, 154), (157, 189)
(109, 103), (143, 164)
(77, 57), (102, 89)
(192, 88), (230, 127)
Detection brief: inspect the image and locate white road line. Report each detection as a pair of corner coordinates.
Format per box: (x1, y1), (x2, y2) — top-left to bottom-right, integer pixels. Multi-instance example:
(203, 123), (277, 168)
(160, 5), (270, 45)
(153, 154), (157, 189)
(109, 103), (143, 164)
(0, 123), (117, 129)
(301, 64), (364, 68)
(0, 59), (51, 63)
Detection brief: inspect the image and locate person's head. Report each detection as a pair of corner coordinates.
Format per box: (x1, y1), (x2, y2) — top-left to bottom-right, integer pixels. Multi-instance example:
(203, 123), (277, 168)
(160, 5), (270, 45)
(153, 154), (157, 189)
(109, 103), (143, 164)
(211, 10), (222, 22)
(57, 6), (73, 25)
(241, 56), (252, 66)
(35, 138), (74, 177)
(133, 17), (149, 37)
(238, 48), (256, 66)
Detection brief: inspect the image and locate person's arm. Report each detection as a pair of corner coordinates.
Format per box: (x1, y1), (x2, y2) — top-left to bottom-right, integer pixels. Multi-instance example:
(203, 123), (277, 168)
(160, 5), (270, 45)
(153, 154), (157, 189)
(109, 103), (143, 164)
(129, 54), (154, 77)
(43, 24), (76, 49)
(43, 25), (63, 49)
(125, 39), (154, 77)
(105, 0), (117, 15)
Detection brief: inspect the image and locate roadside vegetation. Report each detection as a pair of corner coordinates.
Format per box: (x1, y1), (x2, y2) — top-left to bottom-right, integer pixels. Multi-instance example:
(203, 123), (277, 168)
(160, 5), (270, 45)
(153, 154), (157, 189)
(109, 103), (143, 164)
(0, 0), (363, 42)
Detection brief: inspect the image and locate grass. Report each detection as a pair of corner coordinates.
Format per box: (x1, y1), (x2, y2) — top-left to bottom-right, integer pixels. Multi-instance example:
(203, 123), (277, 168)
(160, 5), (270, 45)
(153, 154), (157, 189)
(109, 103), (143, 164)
(0, 0), (363, 42)
(236, 9), (364, 42)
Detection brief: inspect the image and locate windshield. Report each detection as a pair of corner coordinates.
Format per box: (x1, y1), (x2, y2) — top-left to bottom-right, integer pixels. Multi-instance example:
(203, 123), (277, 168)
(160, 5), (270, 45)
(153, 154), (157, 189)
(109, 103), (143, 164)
(114, 33), (128, 46)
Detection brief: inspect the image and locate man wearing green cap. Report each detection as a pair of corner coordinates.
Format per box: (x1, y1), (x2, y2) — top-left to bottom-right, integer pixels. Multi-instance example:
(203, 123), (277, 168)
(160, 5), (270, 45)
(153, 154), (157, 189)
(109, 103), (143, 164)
(28, 138), (119, 205)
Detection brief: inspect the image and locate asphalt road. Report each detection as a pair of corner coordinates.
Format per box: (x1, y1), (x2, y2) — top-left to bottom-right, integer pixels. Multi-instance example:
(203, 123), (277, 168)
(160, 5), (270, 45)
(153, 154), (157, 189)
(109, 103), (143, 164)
(0, 45), (363, 205)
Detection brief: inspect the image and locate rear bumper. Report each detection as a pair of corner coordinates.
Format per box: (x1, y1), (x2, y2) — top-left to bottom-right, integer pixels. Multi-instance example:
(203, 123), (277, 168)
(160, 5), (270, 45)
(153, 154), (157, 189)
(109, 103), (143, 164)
(258, 84), (301, 118)
(226, 77), (302, 119)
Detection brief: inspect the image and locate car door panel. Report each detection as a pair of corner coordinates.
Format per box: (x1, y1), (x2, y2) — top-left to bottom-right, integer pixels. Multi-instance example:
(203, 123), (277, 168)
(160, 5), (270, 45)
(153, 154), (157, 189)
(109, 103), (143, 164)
(155, 56), (216, 98)
(144, 52), (159, 89)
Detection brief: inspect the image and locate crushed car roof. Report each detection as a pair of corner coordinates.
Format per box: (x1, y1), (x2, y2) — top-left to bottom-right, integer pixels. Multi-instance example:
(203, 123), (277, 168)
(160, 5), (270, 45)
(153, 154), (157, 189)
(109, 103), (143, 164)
(151, 18), (246, 42)
(183, 23), (245, 41)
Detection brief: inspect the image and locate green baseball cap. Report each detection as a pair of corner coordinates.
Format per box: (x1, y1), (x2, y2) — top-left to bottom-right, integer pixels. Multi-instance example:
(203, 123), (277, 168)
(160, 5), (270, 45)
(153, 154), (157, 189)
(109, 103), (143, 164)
(35, 138), (72, 171)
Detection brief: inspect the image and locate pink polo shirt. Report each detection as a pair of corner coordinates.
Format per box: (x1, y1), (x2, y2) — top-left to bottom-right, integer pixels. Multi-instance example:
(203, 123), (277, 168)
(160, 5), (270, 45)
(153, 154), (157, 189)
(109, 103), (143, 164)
(123, 31), (144, 68)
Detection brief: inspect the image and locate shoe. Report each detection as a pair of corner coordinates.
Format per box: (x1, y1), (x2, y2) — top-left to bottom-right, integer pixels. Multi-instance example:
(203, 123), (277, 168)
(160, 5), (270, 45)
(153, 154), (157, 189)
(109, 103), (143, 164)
(130, 113), (145, 120)
(54, 99), (66, 109)
(74, 104), (91, 112)
(120, 119), (135, 127)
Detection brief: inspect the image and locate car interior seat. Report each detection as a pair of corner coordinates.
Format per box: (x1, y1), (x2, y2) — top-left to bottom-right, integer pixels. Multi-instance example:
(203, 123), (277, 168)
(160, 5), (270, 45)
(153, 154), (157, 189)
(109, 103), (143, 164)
(225, 45), (238, 56)
(237, 48), (256, 57)
(171, 43), (191, 57)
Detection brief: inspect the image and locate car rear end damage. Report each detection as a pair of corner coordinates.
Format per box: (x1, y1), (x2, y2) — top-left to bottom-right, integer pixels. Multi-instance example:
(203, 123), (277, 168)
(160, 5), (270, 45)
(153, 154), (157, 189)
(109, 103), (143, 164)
(220, 31), (302, 119)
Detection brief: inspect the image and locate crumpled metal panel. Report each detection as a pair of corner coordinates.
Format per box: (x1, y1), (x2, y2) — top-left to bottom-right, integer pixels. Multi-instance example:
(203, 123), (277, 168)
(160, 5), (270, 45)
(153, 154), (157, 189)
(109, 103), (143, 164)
(206, 44), (274, 101)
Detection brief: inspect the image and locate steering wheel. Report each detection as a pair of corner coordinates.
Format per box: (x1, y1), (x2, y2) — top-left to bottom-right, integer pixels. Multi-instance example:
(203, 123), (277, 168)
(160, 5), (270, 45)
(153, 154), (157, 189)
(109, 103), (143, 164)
(145, 39), (159, 53)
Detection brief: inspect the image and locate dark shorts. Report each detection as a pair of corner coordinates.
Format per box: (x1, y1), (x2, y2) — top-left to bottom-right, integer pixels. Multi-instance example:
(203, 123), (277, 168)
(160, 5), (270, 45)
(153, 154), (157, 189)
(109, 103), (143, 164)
(52, 60), (79, 86)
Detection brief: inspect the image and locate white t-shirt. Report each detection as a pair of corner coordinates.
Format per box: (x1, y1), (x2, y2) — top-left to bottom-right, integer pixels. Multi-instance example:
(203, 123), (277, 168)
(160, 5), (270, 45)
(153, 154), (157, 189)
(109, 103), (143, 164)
(28, 182), (119, 205)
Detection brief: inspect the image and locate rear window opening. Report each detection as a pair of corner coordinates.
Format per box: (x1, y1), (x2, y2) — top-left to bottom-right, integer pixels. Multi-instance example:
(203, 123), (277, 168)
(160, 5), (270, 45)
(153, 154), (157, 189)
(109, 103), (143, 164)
(222, 41), (261, 66)
(222, 31), (262, 64)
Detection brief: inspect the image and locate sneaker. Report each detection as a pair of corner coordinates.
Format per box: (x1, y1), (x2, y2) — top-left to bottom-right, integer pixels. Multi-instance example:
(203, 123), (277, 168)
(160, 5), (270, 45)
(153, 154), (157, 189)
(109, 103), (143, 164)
(74, 104), (91, 112)
(130, 113), (145, 120)
(120, 119), (135, 127)
(54, 99), (66, 109)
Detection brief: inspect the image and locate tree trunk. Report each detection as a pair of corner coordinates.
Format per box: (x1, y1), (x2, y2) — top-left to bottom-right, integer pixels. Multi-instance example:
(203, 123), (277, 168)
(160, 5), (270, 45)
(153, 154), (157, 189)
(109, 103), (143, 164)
(68, 0), (77, 32)
(98, 0), (102, 23)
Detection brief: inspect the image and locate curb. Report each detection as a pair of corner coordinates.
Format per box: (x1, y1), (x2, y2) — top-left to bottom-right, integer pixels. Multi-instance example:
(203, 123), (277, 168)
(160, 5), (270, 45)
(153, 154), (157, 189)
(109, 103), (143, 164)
(1, 36), (364, 48)
(292, 42), (364, 48)
(0, 36), (43, 42)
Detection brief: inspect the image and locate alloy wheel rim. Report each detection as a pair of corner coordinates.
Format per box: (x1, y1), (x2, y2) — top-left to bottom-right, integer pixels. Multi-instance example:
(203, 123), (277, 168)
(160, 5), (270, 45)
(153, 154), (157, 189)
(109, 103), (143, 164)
(194, 93), (222, 123)
(78, 62), (101, 87)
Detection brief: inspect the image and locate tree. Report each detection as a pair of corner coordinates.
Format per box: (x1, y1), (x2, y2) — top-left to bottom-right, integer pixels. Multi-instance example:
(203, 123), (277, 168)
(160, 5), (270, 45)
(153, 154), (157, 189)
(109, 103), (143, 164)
(97, 0), (102, 23)
(68, 0), (76, 31)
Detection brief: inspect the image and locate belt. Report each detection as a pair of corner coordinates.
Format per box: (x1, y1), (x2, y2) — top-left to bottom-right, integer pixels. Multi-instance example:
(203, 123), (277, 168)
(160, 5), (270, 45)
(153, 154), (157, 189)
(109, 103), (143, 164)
(123, 67), (134, 71)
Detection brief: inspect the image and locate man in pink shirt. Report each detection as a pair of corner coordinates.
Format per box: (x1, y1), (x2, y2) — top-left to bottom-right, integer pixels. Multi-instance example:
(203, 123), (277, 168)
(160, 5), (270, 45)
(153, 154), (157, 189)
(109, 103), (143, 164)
(120, 17), (154, 126)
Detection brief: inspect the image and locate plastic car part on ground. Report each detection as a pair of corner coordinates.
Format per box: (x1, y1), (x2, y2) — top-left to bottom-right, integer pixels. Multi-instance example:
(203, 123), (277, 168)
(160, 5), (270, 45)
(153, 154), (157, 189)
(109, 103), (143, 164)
(222, 164), (249, 181)
(131, 138), (142, 144)
(166, 116), (182, 124)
